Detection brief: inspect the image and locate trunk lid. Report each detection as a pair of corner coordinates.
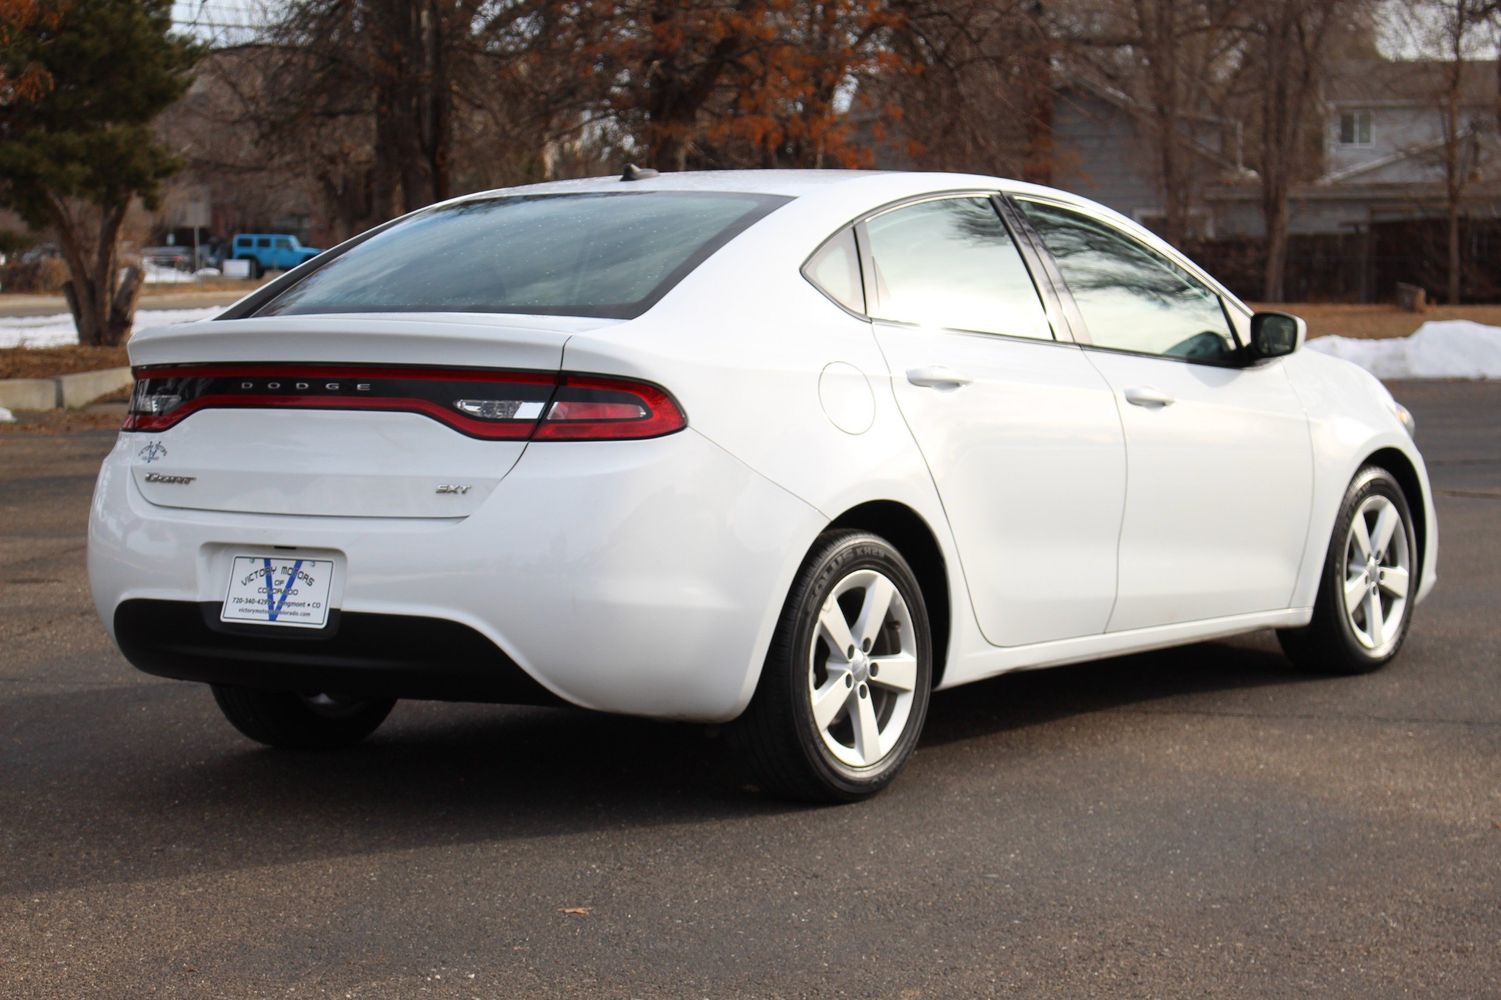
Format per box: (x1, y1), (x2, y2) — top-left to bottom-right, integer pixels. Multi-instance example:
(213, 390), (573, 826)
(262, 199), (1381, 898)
(125, 313), (619, 518)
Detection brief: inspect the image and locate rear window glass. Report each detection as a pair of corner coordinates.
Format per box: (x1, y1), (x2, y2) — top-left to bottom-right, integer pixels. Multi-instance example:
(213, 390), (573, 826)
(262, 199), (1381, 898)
(255, 191), (789, 320)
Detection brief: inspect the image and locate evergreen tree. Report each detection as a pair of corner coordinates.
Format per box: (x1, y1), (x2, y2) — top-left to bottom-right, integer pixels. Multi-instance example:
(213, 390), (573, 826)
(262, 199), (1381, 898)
(0, 0), (199, 345)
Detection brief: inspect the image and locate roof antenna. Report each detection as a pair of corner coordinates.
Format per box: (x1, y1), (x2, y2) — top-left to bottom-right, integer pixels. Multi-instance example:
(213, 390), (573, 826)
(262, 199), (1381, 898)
(621, 163), (659, 182)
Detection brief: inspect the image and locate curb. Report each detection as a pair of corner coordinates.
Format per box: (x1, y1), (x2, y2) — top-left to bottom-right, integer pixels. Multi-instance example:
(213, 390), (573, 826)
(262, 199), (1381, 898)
(0, 367), (133, 412)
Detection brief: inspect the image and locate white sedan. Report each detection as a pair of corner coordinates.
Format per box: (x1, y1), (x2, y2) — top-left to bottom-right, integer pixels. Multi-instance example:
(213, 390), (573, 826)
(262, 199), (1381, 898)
(88, 170), (1437, 801)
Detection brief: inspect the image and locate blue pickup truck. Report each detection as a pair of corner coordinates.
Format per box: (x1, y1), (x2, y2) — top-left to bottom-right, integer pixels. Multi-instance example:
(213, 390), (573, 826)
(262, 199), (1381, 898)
(230, 234), (321, 277)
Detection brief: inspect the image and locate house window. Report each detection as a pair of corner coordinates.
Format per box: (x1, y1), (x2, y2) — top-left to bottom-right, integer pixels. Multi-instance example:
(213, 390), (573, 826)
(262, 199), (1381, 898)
(1339, 111), (1372, 145)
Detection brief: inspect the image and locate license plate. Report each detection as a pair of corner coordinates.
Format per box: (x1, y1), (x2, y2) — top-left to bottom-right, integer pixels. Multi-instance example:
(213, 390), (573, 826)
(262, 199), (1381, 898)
(221, 556), (335, 628)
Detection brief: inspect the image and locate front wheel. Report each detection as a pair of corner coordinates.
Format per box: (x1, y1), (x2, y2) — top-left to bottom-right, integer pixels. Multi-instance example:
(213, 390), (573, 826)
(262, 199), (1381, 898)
(731, 530), (933, 803)
(211, 685), (395, 750)
(1278, 466), (1417, 674)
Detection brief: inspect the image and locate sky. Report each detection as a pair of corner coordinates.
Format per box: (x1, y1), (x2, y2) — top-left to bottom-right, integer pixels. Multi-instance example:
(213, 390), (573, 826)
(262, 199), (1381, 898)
(172, 0), (1498, 59)
(170, 0), (271, 45)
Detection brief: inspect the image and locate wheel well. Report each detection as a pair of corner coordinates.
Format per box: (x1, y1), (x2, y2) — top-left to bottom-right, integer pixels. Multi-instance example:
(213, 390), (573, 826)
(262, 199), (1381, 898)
(1365, 447), (1428, 581)
(826, 501), (951, 688)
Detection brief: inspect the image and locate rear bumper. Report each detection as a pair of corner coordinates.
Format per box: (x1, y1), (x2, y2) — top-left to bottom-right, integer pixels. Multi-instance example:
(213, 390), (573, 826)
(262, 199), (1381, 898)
(114, 600), (563, 704)
(89, 427), (825, 721)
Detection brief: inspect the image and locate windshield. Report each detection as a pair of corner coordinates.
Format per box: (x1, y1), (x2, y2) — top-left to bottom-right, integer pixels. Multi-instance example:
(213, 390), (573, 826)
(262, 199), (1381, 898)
(254, 191), (789, 320)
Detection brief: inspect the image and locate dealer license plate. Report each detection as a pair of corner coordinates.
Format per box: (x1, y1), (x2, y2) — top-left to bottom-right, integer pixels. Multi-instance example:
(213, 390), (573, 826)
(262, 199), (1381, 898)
(221, 555), (335, 628)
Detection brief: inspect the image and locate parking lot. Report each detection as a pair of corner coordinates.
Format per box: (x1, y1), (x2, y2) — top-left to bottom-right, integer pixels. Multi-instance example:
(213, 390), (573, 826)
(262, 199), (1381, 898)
(2, 380), (1498, 998)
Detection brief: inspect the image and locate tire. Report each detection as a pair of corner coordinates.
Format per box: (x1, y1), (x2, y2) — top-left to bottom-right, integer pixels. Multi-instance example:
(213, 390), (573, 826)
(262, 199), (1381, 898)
(730, 530), (933, 803)
(211, 685), (395, 750)
(237, 256), (262, 279)
(1278, 466), (1418, 674)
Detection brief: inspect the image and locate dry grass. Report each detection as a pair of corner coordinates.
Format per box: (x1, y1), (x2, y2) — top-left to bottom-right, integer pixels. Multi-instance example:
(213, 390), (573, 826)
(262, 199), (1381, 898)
(1249, 303), (1501, 340)
(0, 396), (127, 434)
(0, 345), (129, 380)
(139, 277), (268, 296)
(0, 276), (267, 307)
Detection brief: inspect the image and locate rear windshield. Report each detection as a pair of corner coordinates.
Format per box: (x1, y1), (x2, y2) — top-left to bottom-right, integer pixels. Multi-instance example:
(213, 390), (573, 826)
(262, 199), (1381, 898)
(255, 191), (789, 320)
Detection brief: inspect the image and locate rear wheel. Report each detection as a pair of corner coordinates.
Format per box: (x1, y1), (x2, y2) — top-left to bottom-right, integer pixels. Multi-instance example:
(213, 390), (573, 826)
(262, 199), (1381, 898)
(731, 530), (932, 803)
(211, 685), (394, 749)
(1278, 466), (1417, 674)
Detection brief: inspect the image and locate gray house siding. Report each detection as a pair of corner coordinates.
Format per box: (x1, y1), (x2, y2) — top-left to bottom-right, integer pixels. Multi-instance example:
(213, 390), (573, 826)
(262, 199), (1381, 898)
(1051, 91), (1162, 219)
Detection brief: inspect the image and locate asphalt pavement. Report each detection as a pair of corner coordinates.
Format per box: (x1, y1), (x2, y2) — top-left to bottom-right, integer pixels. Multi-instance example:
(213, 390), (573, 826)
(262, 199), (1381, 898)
(2, 381), (1498, 998)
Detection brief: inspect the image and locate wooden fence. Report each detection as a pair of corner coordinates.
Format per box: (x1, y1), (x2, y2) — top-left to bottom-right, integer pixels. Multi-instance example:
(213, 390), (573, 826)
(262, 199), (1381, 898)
(1185, 218), (1501, 304)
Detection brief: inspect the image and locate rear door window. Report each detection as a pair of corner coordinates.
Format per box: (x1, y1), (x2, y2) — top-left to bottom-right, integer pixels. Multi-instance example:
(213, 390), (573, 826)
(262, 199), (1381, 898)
(863, 197), (1053, 341)
(257, 192), (789, 320)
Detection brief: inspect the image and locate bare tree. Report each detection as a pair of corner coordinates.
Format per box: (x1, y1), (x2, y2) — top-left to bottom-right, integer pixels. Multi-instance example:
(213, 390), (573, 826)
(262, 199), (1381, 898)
(875, 0), (1055, 178)
(172, 1), (559, 241)
(1412, 0), (1500, 303)
(1233, 0), (1360, 301)
(1076, 0), (1240, 245)
(263, 0), (479, 220)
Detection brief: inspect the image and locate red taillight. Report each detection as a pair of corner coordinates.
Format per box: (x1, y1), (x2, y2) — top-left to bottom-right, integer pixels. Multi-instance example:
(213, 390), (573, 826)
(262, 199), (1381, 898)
(123, 365), (685, 441)
(533, 376), (686, 440)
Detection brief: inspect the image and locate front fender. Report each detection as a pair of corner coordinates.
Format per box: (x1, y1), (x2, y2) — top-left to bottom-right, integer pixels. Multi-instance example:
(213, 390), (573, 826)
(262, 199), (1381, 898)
(1281, 350), (1438, 609)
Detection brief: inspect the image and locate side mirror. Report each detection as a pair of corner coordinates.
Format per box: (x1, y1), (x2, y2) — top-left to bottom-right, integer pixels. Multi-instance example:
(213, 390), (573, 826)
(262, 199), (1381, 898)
(1249, 311), (1306, 360)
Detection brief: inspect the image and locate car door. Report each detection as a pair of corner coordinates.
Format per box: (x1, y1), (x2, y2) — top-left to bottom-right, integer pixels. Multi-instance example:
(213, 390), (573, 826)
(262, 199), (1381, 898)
(1013, 197), (1313, 632)
(861, 195), (1127, 647)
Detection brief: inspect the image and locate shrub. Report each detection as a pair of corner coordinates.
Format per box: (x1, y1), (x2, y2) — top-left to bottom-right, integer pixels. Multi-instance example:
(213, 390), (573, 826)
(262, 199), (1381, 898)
(0, 256), (70, 293)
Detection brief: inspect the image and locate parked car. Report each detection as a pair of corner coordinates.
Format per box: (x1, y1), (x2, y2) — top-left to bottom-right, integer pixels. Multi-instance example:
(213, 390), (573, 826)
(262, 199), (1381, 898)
(140, 246), (194, 271)
(17, 241), (61, 264)
(230, 233), (321, 277)
(89, 170), (1437, 802)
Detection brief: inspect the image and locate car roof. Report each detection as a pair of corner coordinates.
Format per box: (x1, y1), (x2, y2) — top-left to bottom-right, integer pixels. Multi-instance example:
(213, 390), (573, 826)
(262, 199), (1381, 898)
(438, 168), (1098, 216)
(466, 169), (1245, 317)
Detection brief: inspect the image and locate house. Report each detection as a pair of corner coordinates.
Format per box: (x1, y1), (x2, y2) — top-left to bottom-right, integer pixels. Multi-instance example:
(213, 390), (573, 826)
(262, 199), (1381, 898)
(1049, 78), (1245, 239)
(1045, 59), (1500, 243)
(1207, 58), (1501, 238)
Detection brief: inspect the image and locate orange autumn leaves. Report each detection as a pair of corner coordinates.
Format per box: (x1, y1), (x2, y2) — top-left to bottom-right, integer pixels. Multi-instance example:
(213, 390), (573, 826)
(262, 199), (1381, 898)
(561, 0), (904, 169)
(0, 0), (55, 103)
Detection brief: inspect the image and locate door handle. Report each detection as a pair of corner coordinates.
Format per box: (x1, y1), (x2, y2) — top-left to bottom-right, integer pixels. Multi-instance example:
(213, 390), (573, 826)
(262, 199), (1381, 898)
(906, 366), (972, 390)
(1123, 385), (1175, 408)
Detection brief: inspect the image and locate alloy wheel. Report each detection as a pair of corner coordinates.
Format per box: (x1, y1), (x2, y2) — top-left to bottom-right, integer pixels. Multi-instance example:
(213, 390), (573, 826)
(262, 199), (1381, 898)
(1340, 493), (1411, 657)
(807, 568), (919, 768)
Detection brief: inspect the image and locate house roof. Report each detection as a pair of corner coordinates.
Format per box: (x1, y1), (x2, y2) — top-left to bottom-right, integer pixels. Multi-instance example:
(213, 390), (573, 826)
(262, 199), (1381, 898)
(1052, 76), (1241, 173)
(1327, 58), (1499, 107)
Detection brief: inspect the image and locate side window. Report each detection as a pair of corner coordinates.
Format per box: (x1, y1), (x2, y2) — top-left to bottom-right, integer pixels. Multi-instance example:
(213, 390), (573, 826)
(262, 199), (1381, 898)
(864, 197), (1052, 341)
(1018, 200), (1237, 362)
(802, 227), (865, 314)
(257, 237), (271, 248)
(275, 238), (291, 249)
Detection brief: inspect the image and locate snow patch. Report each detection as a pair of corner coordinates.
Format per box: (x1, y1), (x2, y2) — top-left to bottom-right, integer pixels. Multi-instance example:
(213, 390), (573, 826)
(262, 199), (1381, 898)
(142, 263), (197, 284)
(1307, 320), (1501, 379)
(0, 406), (14, 423)
(0, 307), (223, 349)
